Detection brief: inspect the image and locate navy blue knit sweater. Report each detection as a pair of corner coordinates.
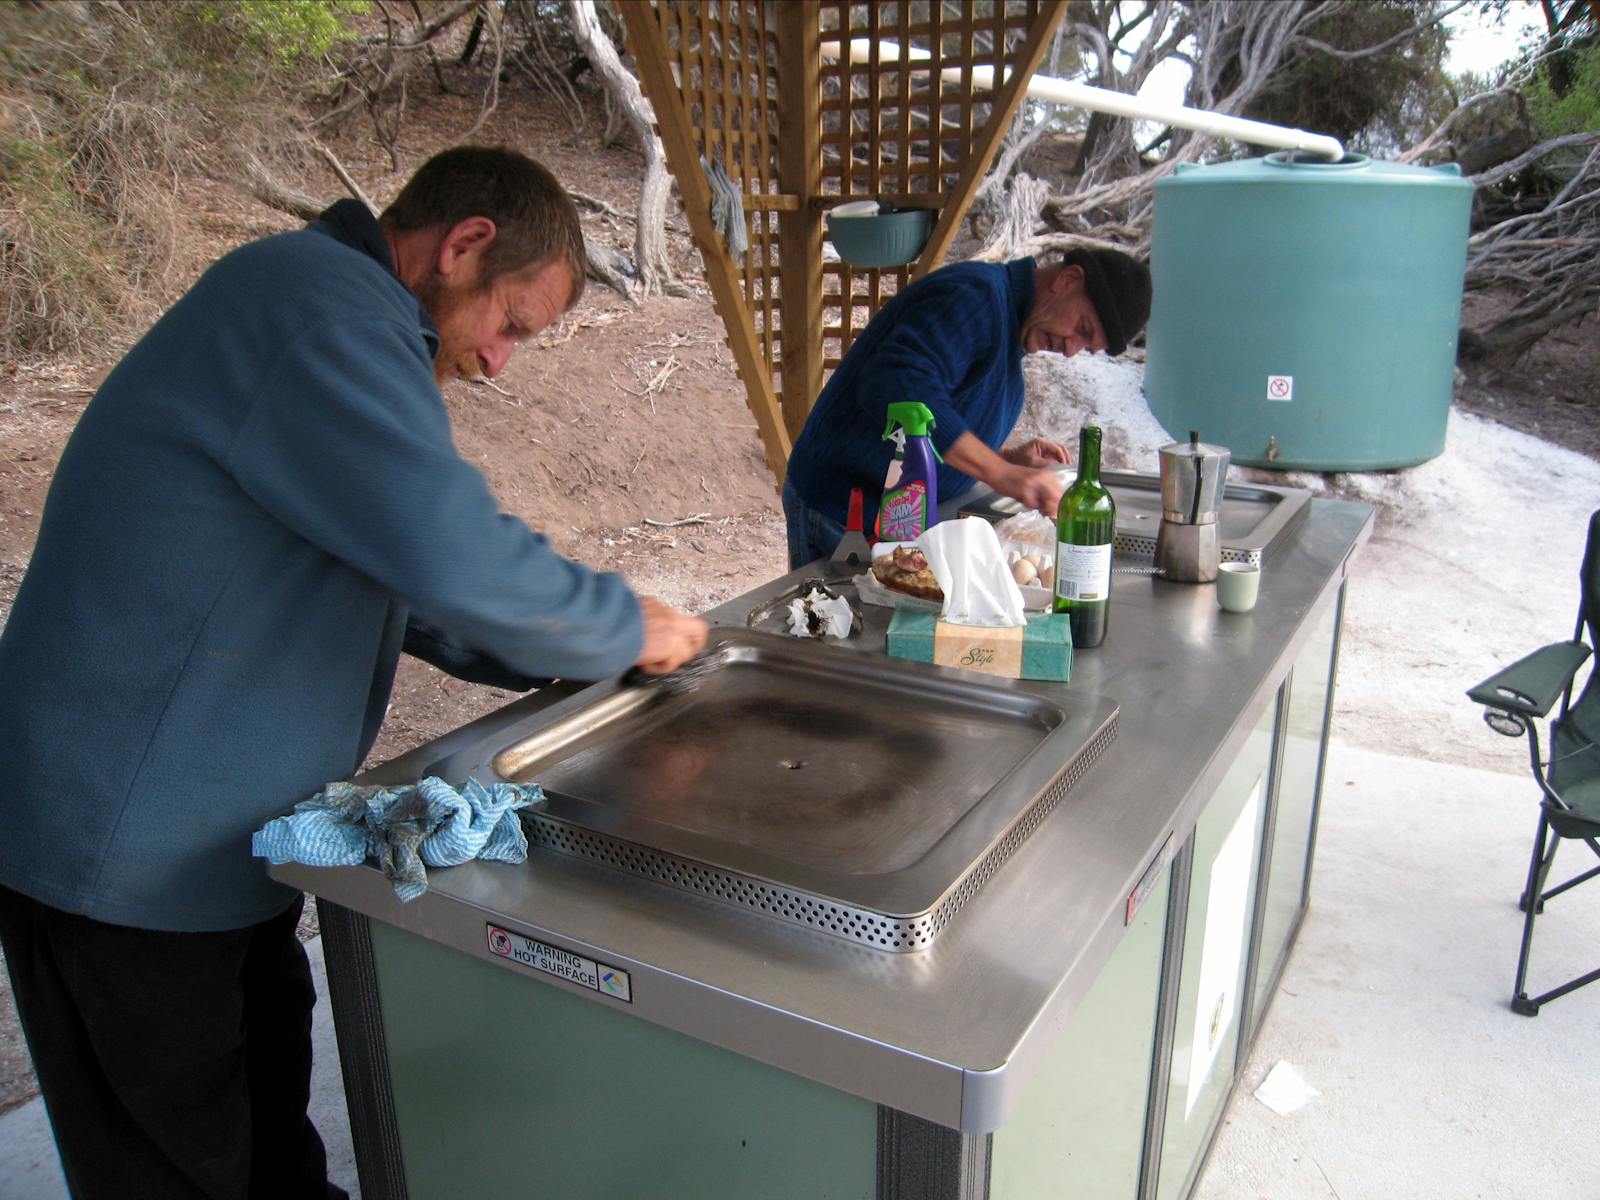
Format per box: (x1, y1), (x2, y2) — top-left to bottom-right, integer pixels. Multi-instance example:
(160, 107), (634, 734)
(0, 202), (643, 931)
(786, 258), (1035, 529)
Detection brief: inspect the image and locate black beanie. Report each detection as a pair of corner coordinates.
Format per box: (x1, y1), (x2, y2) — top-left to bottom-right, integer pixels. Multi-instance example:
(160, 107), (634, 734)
(1062, 247), (1152, 357)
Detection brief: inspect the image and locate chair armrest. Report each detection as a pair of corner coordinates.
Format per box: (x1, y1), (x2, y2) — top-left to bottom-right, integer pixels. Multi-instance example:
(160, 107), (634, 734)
(1467, 640), (1592, 719)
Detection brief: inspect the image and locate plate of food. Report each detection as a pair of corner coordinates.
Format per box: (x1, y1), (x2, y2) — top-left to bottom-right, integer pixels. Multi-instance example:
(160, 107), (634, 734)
(860, 541), (1056, 611)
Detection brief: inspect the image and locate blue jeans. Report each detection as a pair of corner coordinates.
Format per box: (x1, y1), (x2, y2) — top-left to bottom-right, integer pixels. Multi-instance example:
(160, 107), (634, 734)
(781, 476), (847, 571)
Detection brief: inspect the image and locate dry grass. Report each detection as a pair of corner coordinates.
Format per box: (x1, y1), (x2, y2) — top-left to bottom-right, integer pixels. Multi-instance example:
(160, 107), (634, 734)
(0, 2), (328, 361)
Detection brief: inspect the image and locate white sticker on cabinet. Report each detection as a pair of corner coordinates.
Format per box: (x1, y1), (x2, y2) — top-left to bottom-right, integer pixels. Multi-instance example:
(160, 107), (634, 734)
(486, 923), (633, 1002)
(1185, 777), (1263, 1119)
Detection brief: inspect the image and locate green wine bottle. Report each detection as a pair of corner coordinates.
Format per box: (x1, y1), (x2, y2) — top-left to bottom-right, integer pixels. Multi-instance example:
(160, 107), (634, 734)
(1053, 425), (1115, 647)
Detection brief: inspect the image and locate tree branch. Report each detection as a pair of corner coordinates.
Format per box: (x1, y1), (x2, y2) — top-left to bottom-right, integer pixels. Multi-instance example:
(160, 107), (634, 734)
(566, 0), (676, 298)
(380, 0), (480, 51)
(1469, 131), (1600, 188)
(1399, 85), (1517, 164)
(1295, 0), (1469, 60)
(310, 140), (377, 213)
(241, 154), (324, 221)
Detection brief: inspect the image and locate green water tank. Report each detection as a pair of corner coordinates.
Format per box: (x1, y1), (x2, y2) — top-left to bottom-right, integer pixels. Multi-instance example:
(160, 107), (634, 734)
(1144, 152), (1473, 471)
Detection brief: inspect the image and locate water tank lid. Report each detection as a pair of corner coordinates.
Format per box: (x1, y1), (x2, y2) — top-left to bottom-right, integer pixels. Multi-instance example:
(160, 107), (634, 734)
(1263, 150), (1372, 170)
(1162, 154), (1470, 187)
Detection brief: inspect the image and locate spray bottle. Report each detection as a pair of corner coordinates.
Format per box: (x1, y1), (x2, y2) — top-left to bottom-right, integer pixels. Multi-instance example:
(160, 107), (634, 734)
(875, 401), (941, 542)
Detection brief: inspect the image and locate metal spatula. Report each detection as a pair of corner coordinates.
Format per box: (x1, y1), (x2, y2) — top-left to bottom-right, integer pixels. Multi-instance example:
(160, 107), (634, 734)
(830, 487), (873, 567)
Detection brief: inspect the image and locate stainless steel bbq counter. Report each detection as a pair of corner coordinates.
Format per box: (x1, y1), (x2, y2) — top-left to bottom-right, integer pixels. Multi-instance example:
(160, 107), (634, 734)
(274, 485), (1374, 1200)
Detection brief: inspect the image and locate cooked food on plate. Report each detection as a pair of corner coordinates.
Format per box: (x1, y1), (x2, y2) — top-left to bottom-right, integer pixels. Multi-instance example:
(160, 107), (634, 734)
(870, 546), (944, 602)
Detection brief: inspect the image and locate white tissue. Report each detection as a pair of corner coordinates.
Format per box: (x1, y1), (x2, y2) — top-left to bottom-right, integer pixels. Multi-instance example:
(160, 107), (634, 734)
(786, 589), (854, 638)
(916, 519), (1026, 628)
(1252, 1061), (1320, 1116)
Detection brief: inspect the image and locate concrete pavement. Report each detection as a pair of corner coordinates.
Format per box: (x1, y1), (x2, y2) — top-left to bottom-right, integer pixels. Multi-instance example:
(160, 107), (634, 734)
(1195, 741), (1600, 1199)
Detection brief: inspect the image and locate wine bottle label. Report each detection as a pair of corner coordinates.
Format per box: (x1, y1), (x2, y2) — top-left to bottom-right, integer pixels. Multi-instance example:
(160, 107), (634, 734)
(1055, 541), (1111, 601)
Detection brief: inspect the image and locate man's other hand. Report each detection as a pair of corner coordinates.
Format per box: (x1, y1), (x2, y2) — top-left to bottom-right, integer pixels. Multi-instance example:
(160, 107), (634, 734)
(1001, 437), (1072, 469)
(634, 597), (710, 674)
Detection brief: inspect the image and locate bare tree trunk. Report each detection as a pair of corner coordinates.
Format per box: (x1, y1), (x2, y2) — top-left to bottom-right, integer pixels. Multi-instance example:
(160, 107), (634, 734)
(566, 0), (679, 298)
(1461, 137), (1600, 369)
(241, 155), (327, 221)
(976, 173), (1052, 261)
(1038, 0), (1330, 244)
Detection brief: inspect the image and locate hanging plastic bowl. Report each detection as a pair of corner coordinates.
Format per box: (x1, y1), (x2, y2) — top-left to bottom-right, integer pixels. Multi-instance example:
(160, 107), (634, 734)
(826, 205), (934, 269)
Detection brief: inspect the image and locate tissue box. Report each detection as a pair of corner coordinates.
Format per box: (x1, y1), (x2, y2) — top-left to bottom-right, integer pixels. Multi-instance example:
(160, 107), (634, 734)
(886, 610), (1071, 681)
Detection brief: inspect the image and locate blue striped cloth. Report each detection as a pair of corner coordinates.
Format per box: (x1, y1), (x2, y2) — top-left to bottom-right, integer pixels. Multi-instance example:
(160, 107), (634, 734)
(252, 776), (541, 902)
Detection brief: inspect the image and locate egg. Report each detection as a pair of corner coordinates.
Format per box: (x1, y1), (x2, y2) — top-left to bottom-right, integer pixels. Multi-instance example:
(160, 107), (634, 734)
(1038, 565), (1055, 590)
(1011, 559), (1038, 586)
(1023, 552), (1042, 569)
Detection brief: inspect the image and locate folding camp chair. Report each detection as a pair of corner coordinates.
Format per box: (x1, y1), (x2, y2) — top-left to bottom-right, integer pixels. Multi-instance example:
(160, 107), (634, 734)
(1467, 508), (1600, 1015)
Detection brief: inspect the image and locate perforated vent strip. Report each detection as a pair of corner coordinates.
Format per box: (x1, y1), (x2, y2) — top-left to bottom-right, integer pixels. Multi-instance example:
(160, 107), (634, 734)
(521, 721), (1118, 953)
(1116, 533), (1262, 568)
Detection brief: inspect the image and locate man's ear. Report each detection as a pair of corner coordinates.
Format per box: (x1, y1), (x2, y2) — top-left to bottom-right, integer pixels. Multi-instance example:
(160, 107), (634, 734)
(436, 216), (497, 281)
(1055, 263), (1086, 294)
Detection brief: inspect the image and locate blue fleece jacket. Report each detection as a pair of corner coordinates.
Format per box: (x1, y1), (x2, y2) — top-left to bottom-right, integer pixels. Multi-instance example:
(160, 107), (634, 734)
(0, 201), (643, 931)
(785, 259), (1036, 529)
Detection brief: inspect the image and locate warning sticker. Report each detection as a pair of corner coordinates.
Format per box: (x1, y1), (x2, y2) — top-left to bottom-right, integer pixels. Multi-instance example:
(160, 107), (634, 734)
(1267, 375), (1293, 402)
(486, 924), (632, 1002)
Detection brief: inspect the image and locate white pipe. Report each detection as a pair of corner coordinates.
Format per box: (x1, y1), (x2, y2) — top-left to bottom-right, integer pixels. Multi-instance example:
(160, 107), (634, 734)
(820, 37), (1345, 162)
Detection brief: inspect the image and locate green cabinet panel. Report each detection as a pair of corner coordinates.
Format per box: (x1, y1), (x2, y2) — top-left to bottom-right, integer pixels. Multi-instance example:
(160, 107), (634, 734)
(990, 871), (1170, 1200)
(368, 922), (878, 1200)
(1155, 707), (1274, 1200)
(1251, 593), (1341, 1028)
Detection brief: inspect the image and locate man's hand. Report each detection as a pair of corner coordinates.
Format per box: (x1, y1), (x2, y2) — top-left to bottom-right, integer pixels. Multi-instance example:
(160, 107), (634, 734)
(1001, 437), (1072, 469)
(996, 464), (1065, 520)
(634, 596), (709, 674)
(945, 431), (1066, 520)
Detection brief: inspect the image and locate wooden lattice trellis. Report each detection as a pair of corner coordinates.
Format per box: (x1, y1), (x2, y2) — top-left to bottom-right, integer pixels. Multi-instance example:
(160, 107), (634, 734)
(617, 0), (1067, 485)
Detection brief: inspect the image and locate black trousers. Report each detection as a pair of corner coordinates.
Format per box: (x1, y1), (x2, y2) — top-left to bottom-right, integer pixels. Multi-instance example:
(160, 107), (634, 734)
(0, 885), (348, 1200)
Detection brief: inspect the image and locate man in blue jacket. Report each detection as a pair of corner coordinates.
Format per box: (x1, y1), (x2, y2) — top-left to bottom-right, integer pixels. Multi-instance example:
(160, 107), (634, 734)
(0, 146), (706, 1199)
(783, 247), (1152, 568)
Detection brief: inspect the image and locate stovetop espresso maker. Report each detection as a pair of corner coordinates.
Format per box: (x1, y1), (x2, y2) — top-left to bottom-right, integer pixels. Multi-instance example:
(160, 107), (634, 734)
(1155, 430), (1230, 583)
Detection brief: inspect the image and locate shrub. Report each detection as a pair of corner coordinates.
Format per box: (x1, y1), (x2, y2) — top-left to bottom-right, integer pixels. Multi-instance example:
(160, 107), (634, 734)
(0, 0), (367, 361)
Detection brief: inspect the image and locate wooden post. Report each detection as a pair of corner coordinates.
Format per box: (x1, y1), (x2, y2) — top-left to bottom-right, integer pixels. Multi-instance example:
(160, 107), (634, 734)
(618, 2), (793, 481)
(774, 1), (824, 451)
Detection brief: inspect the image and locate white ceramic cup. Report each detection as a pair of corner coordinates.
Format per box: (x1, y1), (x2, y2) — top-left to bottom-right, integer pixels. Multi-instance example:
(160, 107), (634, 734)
(1217, 561), (1261, 613)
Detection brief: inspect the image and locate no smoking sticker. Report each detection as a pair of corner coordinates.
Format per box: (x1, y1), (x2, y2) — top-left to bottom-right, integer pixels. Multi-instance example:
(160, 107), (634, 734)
(1267, 375), (1293, 401)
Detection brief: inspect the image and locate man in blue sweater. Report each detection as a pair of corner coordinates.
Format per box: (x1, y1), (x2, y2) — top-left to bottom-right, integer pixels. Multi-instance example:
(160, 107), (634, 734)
(783, 247), (1152, 568)
(0, 146), (706, 1199)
